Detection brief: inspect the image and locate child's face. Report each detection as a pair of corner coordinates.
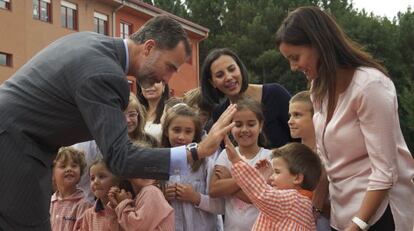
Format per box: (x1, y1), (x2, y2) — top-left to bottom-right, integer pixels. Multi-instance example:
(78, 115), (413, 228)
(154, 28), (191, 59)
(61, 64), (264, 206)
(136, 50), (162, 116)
(125, 105), (139, 135)
(53, 157), (81, 190)
(90, 163), (119, 200)
(288, 101), (314, 139)
(269, 157), (298, 190)
(231, 109), (262, 148)
(167, 116), (196, 147)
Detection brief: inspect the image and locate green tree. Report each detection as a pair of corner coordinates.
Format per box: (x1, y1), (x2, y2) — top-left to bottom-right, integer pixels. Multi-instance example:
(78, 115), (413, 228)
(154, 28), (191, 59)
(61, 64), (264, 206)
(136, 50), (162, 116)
(147, 0), (413, 147)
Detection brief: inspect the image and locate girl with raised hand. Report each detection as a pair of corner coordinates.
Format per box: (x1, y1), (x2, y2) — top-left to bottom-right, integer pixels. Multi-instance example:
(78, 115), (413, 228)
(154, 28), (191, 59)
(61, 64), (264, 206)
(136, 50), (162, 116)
(209, 96), (272, 231)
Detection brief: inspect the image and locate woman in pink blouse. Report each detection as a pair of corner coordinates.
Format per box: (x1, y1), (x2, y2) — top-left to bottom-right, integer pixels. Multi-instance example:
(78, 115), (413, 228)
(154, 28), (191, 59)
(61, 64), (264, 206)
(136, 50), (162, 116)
(276, 6), (414, 231)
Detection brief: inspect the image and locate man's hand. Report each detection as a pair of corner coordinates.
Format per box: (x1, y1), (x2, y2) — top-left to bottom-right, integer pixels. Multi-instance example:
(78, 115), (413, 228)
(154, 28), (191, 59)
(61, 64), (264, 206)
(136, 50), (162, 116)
(196, 104), (237, 159)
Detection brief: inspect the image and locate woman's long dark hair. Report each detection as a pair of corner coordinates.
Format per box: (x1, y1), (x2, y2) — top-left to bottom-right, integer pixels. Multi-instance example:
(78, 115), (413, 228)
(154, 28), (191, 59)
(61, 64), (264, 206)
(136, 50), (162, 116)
(276, 6), (388, 106)
(137, 83), (170, 124)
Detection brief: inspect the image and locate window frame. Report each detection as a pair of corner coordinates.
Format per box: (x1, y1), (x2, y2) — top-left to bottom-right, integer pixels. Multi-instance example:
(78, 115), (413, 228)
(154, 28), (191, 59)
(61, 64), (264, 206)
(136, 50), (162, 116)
(0, 52), (13, 67)
(0, 0), (11, 10)
(120, 21), (132, 39)
(33, 0), (52, 23)
(93, 12), (108, 35)
(60, 1), (78, 30)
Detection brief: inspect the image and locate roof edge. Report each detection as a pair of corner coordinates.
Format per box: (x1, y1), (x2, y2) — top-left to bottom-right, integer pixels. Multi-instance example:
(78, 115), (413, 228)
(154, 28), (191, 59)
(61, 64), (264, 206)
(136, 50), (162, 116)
(117, 0), (209, 38)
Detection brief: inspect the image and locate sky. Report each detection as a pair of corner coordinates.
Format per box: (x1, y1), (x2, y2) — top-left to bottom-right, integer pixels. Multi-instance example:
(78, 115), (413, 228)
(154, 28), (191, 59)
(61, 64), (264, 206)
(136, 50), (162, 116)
(351, 0), (413, 19)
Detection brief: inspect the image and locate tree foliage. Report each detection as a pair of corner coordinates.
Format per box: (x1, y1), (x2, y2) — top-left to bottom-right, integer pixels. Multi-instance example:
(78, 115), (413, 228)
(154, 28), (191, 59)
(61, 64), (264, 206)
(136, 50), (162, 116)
(145, 0), (414, 150)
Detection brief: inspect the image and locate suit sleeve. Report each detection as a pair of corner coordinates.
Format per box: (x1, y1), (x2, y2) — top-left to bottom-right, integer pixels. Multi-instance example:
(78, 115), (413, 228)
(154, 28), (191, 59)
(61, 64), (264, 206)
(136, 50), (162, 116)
(74, 74), (171, 179)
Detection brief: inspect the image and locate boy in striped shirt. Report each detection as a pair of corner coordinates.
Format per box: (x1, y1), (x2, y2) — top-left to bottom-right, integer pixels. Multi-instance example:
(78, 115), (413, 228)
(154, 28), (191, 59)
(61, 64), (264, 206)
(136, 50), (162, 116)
(224, 138), (322, 231)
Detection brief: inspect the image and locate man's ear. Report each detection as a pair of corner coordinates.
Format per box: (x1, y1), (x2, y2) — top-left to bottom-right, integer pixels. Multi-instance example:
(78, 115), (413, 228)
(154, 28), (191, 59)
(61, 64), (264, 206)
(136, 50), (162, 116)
(143, 39), (156, 56)
(293, 173), (304, 186)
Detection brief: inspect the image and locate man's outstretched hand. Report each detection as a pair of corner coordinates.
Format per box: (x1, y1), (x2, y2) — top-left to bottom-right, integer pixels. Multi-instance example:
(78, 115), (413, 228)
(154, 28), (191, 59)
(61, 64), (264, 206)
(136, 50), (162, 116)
(197, 104), (237, 159)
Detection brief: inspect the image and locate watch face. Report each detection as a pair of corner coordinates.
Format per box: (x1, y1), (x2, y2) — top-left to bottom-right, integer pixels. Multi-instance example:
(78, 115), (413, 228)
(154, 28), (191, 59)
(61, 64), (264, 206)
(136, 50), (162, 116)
(187, 142), (198, 149)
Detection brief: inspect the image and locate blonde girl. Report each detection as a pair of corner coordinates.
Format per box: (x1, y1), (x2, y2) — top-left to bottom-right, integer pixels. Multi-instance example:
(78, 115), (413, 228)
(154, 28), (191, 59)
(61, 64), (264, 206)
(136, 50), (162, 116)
(127, 93), (159, 145)
(162, 104), (224, 231)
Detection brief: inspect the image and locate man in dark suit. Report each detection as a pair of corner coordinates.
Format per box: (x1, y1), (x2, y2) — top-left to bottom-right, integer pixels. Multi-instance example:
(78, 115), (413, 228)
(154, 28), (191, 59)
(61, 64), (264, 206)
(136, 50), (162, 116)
(0, 15), (236, 230)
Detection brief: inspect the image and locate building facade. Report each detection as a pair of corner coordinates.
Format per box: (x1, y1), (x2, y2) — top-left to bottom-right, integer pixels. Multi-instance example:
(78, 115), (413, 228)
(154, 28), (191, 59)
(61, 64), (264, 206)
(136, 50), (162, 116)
(0, 0), (209, 96)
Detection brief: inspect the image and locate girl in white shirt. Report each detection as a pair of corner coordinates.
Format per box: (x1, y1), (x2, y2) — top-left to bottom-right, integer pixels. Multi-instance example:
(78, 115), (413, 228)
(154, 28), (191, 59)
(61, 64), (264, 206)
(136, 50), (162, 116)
(209, 96), (272, 231)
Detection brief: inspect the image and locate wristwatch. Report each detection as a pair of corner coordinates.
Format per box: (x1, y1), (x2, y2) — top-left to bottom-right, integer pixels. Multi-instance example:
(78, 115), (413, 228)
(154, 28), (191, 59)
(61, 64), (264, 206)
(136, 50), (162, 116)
(352, 216), (369, 230)
(186, 142), (199, 162)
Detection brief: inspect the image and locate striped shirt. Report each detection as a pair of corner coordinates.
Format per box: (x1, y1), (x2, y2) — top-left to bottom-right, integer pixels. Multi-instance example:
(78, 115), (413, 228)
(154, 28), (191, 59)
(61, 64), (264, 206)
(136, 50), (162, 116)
(232, 161), (316, 231)
(75, 199), (124, 231)
(50, 189), (92, 231)
(115, 185), (175, 231)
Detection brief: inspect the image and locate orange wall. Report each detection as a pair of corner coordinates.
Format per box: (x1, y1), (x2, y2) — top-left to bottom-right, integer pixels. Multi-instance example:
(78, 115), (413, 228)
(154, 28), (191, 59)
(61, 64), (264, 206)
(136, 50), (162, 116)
(0, 0), (113, 83)
(0, 1), (206, 97)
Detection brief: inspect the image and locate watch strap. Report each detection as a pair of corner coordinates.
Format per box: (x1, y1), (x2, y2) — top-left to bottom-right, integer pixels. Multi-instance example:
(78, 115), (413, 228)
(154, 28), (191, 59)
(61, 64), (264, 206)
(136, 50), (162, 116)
(186, 143), (199, 162)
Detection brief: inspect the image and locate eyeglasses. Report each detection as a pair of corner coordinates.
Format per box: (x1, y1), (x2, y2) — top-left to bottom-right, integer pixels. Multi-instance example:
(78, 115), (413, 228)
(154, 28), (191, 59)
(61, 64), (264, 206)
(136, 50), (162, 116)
(125, 112), (138, 119)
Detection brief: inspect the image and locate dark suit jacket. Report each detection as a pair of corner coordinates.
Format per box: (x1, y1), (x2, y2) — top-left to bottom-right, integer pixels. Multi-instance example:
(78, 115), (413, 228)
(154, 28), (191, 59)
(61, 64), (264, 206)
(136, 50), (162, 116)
(0, 32), (170, 228)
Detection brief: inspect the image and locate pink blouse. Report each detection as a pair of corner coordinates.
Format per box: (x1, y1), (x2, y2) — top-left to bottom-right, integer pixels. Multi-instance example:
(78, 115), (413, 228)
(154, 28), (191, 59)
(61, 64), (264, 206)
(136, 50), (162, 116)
(313, 67), (414, 230)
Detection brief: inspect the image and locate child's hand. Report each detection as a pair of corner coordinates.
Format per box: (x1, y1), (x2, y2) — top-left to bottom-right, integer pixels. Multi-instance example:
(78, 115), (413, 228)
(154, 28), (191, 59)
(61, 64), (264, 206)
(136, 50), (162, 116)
(214, 165), (232, 179)
(108, 186), (121, 207)
(255, 159), (273, 181)
(224, 135), (242, 164)
(117, 189), (132, 202)
(176, 183), (201, 205)
(164, 184), (177, 201)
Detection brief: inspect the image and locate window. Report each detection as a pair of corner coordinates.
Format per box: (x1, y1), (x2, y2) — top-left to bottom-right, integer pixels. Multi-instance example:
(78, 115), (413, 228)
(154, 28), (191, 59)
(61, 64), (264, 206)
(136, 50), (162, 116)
(33, 0), (51, 22)
(0, 0), (11, 10)
(120, 21), (132, 39)
(0, 52), (12, 67)
(94, 12), (108, 35)
(61, 1), (77, 30)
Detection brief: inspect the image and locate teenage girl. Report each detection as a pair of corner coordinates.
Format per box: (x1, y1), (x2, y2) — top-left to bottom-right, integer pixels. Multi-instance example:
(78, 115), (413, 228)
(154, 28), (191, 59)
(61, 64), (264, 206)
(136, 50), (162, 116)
(162, 103), (224, 231)
(209, 96), (272, 231)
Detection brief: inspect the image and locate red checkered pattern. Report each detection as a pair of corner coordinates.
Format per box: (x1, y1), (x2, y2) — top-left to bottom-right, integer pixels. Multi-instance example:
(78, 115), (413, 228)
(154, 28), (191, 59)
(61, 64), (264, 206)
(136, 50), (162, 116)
(232, 161), (316, 231)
